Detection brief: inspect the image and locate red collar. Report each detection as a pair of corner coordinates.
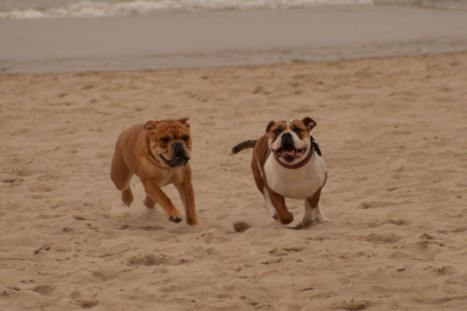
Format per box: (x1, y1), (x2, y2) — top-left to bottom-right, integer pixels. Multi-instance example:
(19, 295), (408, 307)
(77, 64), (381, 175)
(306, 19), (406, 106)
(273, 148), (313, 169)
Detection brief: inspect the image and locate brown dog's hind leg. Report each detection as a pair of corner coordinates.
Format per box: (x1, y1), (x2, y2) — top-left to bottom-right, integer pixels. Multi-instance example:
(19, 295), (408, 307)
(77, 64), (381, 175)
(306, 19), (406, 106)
(144, 195), (155, 209)
(110, 145), (134, 206)
(121, 188), (133, 206)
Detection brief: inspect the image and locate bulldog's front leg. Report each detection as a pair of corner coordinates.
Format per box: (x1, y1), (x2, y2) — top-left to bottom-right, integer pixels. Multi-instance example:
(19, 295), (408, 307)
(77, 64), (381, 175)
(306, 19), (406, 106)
(265, 187), (294, 225)
(141, 178), (182, 223)
(174, 180), (198, 226)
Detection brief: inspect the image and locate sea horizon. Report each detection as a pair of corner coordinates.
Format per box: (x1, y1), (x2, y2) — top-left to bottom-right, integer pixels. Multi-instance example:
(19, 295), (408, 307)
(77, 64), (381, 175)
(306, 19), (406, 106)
(1, 0), (467, 20)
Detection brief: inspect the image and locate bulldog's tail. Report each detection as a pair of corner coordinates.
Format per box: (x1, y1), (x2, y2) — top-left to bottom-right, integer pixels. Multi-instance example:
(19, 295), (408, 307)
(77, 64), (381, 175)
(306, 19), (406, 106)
(230, 140), (257, 155)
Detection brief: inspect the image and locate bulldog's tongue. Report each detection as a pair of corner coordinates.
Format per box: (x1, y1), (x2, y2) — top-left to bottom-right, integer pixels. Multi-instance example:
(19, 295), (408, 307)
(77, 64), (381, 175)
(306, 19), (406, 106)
(296, 149), (305, 156)
(281, 148), (305, 157)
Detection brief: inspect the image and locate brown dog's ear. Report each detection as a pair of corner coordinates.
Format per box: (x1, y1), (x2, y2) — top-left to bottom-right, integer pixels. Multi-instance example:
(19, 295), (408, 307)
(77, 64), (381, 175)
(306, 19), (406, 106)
(178, 117), (190, 128)
(144, 120), (156, 130)
(265, 121), (275, 133)
(302, 117), (317, 131)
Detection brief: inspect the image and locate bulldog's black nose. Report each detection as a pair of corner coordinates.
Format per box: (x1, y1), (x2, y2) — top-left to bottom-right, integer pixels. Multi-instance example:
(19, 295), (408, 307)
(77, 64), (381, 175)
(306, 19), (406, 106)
(281, 132), (294, 149)
(172, 141), (185, 157)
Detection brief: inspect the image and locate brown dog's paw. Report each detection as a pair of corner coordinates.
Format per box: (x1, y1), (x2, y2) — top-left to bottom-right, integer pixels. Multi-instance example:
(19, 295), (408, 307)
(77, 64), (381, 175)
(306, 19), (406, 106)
(186, 217), (199, 226)
(122, 189), (133, 206)
(143, 196), (155, 209)
(169, 216), (183, 223)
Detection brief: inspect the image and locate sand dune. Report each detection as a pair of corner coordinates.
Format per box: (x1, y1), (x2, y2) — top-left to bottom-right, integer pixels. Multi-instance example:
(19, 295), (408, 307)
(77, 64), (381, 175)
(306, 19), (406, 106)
(1, 52), (467, 310)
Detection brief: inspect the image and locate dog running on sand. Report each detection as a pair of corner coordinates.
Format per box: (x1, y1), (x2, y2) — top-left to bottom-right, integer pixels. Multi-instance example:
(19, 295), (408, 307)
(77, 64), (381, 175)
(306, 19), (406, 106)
(231, 117), (328, 229)
(110, 118), (198, 226)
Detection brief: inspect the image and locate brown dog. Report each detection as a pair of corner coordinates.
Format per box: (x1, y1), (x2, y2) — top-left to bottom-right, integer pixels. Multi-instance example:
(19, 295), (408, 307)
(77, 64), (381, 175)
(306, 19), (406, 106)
(110, 117), (198, 225)
(231, 117), (328, 229)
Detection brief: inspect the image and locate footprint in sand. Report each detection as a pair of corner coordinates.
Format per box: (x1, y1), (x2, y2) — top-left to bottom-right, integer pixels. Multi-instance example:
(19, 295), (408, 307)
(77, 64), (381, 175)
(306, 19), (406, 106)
(127, 253), (170, 266)
(70, 290), (99, 309)
(360, 201), (393, 209)
(369, 219), (410, 228)
(337, 300), (371, 311)
(361, 233), (402, 244)
(76, 300), (99, 309)
(32, 284), (56, 296)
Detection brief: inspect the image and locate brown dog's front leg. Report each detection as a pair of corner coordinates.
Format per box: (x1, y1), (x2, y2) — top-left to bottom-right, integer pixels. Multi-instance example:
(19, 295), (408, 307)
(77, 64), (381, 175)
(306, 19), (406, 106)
(175, 180), (198, 226)
(265, 187), (294, 225)
(141, 178), (182, 223)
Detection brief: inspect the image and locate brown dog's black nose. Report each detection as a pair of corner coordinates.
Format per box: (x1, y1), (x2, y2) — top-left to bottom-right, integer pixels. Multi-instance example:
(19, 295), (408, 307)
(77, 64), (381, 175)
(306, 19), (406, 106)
(167, 142), (190, 167)
(173, 141), (184, 156)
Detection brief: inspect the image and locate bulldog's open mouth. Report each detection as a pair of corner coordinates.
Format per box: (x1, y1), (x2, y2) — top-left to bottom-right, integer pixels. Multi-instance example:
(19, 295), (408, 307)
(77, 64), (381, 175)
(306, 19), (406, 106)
(274, 145), (306, 163)
(160, 154), (190, 167)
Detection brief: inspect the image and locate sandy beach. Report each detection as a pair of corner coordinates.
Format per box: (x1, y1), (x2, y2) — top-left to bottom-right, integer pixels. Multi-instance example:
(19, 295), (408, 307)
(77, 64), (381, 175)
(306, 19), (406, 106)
(1, 51), (467, 310)
(2, 5), (467, 311)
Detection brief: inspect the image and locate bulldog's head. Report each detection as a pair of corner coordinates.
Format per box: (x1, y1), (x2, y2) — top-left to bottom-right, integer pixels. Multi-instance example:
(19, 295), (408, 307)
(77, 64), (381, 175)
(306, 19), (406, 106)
(266, 117), (317, 164)
(144, 117), (192, 168)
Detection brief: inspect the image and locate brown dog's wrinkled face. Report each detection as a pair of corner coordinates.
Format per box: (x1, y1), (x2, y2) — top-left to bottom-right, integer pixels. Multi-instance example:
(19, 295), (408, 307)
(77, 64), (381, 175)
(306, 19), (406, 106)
(144, 117), (192, 168)
(266, 117), (317, 164)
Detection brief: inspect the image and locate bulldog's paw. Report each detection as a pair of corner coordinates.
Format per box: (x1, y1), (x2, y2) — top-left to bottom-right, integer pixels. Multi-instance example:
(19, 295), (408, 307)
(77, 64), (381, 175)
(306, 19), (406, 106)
(288, 220), (313, 230)
(169, 216), (183, 223)
(315, 216), (330, 223)
(122, 189), (133, 206)
(143, 196), (155, 209)
(278, 212), (294, 225)
(186, 217), (199, 226)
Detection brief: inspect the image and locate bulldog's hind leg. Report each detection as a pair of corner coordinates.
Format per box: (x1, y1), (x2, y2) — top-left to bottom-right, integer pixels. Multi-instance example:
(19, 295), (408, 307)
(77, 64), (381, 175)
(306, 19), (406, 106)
(289, 189), (324, 230)
(314, 203), (330, 223)
(262, 188), (278, 218)
(110, 148), (134, 206)
(144, 195), (155, 209)
(251, 158), (278, 220)
(289, 200), (315, 230)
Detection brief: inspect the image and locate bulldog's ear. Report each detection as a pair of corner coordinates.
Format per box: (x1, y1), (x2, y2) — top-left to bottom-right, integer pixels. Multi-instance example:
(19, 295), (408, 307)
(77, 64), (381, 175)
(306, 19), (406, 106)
(143, 120), (157, 130)
(266, 120), (275, 133)
(302, 117), (317, 131)
(178, 117), (190, 128)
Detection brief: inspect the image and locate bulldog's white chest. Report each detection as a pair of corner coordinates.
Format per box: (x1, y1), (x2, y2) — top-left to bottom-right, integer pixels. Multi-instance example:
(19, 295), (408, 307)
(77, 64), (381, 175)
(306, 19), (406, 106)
(264, 152), (326, 199)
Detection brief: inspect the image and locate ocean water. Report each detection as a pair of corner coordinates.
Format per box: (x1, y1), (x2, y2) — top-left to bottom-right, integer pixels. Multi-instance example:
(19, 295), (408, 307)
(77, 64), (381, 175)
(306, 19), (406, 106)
(0, 0), (466, 19)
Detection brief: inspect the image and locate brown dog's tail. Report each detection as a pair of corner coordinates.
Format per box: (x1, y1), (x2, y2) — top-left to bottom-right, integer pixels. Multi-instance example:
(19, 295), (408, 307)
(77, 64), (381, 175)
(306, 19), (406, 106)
(230, 140), (257, 155)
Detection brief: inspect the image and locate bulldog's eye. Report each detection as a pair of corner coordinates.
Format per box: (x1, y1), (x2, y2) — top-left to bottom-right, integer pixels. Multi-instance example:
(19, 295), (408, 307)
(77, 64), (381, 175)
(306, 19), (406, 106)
(181, 136), (190, 142)
(293, 127), (303, 135)
(273, 128), (282, 135)
(160, 136), (170, 144)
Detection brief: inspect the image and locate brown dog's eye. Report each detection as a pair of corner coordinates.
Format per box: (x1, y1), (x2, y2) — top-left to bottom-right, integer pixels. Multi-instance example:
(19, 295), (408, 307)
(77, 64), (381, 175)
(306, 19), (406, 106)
(181, 136), (190, 142)
(273, 128), (282, 135)
(160, 136), (170, 144)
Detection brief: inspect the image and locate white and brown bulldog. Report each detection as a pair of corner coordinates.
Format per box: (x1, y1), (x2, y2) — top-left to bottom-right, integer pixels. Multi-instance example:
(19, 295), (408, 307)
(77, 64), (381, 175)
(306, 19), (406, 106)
(231, 117), (328, 229)
(110, 117), (198, 226)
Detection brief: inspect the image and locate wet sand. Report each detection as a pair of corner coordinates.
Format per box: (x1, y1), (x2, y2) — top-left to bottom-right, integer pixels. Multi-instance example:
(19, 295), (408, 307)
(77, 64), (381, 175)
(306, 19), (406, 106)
(2, 6), (467, 73)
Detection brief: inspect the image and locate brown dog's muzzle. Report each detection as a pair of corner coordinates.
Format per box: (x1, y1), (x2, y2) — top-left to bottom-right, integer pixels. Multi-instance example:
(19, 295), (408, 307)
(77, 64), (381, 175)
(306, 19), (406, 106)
(162, 141), (190, 167)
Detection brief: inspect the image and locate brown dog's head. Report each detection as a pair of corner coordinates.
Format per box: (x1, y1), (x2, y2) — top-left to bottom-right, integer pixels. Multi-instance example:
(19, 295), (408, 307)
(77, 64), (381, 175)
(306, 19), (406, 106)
(144, 117), (192, 168)
(266, 117), (316, 164)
